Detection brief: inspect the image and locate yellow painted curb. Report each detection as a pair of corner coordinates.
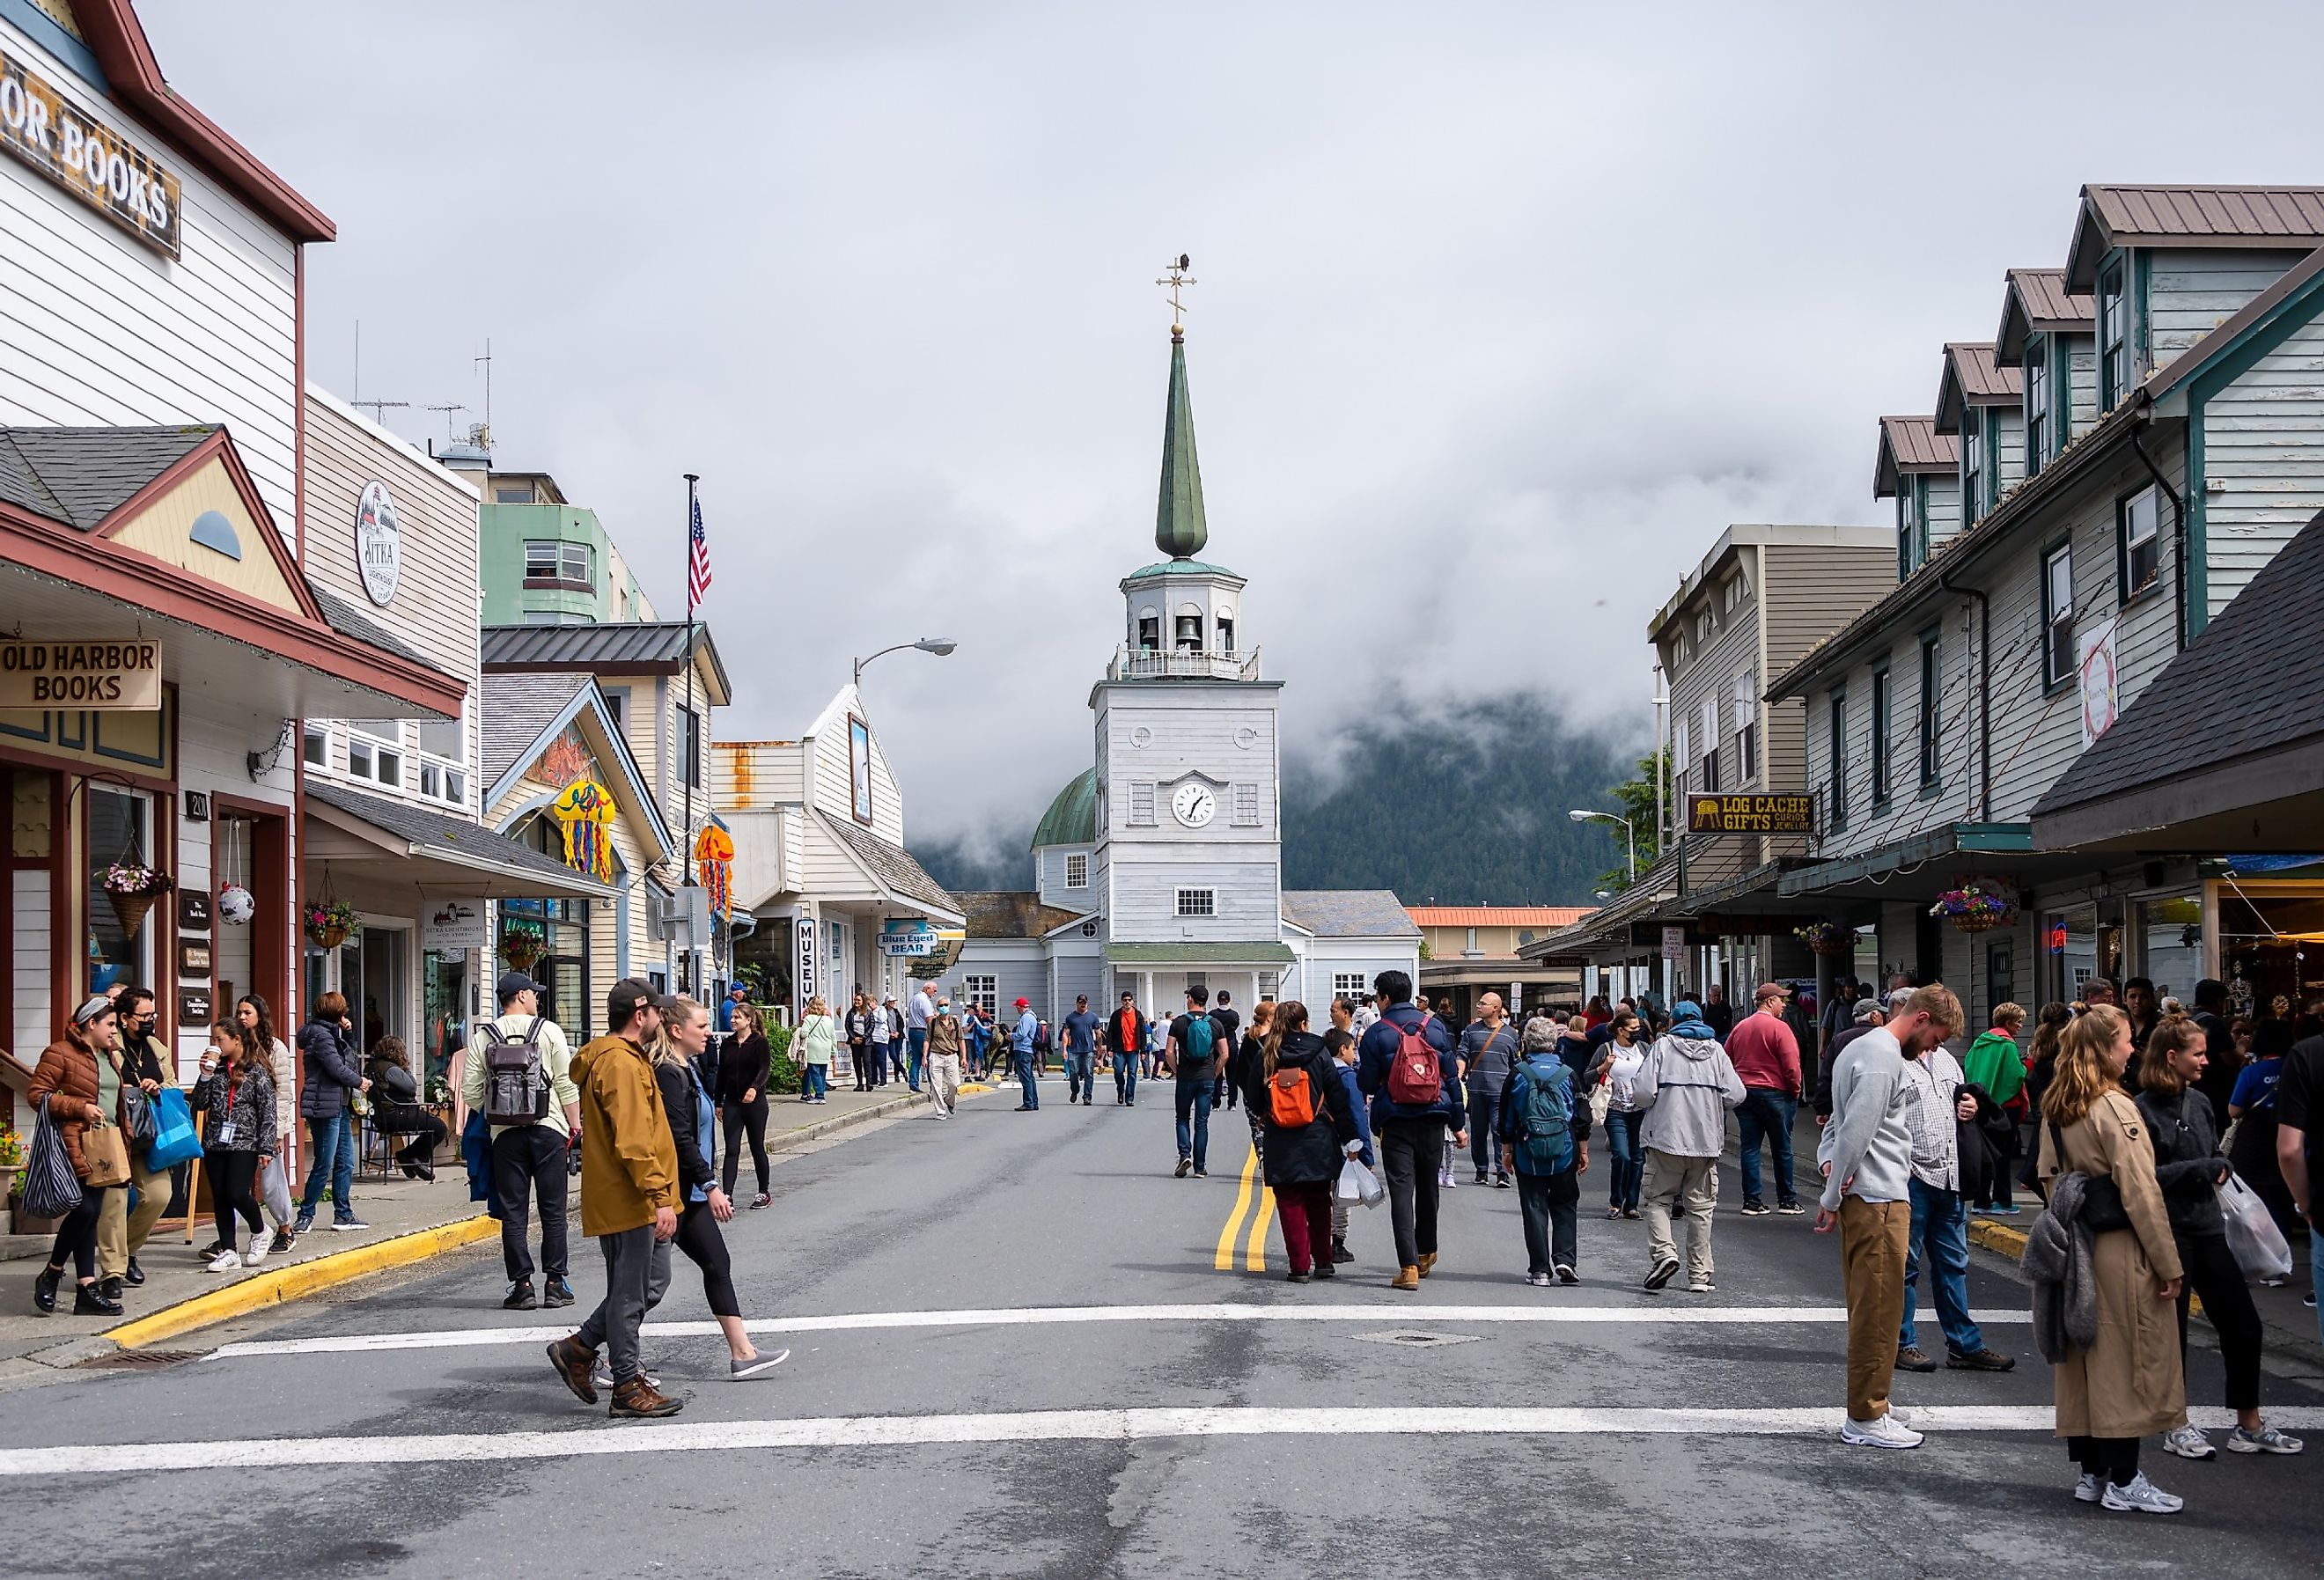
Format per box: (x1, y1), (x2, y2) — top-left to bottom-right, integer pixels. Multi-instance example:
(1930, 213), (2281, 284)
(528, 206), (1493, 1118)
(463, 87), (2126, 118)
(958, 1084), (997, 1095)
(107, 1214), (498, 1350)
(1967, 1217), (2030, 1259)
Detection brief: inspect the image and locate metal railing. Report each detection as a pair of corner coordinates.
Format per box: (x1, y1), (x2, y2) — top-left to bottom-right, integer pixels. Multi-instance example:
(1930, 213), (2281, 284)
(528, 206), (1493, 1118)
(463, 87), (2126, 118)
(1108, 645), (1263, 682)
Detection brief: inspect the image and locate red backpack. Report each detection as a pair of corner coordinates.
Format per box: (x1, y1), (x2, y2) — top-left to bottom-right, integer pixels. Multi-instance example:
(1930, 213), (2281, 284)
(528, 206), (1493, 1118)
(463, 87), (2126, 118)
(1386, 1013), (1443, 1105)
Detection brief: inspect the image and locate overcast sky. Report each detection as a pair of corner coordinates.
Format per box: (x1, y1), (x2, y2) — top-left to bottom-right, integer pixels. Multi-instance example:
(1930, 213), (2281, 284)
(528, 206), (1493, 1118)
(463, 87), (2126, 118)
(144, 1), (2324, 857)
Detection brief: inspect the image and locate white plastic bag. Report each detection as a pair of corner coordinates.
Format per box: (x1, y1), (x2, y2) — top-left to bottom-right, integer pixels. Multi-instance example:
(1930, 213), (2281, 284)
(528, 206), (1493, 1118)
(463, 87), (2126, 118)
(2217, 1170), (2294, 1282)
(1339, 1157), (1386, 1209)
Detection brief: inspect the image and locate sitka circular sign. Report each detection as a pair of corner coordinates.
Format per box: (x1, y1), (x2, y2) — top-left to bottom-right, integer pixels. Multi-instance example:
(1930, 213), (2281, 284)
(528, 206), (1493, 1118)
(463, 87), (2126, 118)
(355, 480), (401, 606)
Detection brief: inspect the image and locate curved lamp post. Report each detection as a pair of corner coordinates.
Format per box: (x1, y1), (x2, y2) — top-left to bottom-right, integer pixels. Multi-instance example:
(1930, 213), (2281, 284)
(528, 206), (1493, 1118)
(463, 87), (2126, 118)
(854, 636), (957, 689)
(1569, 807), (1636, 886)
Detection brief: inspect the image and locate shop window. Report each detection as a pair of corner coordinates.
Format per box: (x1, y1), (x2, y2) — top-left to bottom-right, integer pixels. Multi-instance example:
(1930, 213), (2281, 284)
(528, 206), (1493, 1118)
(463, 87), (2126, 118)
(85, 786), (154, 998)
(963, 974), (997, 1015)
(2136, 895), (2203, 1002)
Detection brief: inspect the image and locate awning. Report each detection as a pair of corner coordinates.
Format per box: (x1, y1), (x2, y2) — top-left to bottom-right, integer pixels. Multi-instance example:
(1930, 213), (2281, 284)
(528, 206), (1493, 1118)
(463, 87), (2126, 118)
(1106, 941), (1297, 966)
(304, 782), (614, 900)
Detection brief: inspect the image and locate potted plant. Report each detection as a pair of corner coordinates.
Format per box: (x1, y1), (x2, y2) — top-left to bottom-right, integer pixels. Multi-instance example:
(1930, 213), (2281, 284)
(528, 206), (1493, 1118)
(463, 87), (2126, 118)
(304, 897), (361, 950)
(0, 1124), (23, 1234)
(1931, 880), (2018, 935)
(1793, 920), (1855, 957)
(99, 858), (173, 940)
(500, 923), (545, 973)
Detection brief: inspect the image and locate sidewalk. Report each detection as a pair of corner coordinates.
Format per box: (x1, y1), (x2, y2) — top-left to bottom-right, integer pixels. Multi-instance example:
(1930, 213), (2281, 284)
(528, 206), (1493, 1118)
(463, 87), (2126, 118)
(0, 1081), (936, 1371)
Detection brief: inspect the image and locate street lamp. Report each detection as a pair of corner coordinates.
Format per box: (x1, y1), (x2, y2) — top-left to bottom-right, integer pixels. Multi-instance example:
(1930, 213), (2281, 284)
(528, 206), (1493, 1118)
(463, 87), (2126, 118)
(1569, 807), (1636, 885)
(854, 636), (958, 689)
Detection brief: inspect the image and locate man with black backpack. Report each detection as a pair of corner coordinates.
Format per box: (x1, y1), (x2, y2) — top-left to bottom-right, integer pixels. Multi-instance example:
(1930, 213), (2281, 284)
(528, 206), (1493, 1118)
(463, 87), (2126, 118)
(1357, 969), (1465, 1290)
(1498, 1030), (1592, 1285)
(463, 970), (579, 1312)
(1167, 986), (1221, 1178)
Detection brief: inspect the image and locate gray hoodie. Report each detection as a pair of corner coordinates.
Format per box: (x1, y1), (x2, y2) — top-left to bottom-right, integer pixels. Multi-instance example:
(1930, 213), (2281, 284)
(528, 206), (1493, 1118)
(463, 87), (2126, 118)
(1632, 1033), (1746, 1157)
(1817, 1025), (1915, 1211)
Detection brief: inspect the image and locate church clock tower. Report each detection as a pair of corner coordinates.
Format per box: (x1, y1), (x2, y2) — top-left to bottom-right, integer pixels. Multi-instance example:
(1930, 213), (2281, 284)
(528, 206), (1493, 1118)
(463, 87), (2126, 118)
(1091, 269), (1287, 1005)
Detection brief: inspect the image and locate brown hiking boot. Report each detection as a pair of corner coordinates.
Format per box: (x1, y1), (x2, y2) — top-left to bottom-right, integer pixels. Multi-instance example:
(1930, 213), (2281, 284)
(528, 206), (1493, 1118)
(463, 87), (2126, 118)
(547, 1337), (599, 1404)
(1417, 1252), (1438, 1278)
(1390, 1264), (1420, 1290)
(609, 1374), (684, 1419)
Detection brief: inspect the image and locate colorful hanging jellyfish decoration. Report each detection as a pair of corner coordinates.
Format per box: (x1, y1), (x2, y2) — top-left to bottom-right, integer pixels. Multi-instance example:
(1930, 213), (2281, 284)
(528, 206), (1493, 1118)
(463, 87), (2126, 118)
(695, 826), (735, 922)
(551, 780), (617, 882)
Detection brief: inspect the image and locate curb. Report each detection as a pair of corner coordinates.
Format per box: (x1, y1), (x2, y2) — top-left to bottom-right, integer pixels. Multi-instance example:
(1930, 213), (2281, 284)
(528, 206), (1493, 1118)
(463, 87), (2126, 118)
(1967, 1216), (2030, 1260)
(107, 1216), (499, 1350)
(104, 1087), (943, 1352)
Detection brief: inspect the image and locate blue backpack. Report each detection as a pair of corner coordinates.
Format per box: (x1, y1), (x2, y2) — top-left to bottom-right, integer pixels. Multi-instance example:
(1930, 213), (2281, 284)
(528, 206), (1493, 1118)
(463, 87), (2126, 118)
(1516, 1054), (1575, 1173)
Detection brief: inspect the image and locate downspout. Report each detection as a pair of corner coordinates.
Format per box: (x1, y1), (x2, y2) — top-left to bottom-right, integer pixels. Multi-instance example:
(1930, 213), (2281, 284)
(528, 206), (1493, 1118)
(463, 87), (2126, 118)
(1936, 567), (1991, 821)
(2129, 410), (2188, 653)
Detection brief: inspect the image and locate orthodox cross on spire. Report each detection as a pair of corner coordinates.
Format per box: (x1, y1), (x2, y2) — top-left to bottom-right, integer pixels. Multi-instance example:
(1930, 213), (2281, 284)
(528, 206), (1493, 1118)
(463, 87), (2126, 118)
(1156, 253), (1195, 342)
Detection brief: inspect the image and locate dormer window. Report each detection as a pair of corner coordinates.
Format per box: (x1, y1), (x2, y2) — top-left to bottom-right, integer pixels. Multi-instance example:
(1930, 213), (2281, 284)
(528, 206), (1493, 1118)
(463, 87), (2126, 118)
(1897, 481), (1923, 579)
(2100, 261), (2129, 406)
(1961, 417), (1985, 522)
(1695, 609), (1713, 644)
(2024, 338), (2051, 474)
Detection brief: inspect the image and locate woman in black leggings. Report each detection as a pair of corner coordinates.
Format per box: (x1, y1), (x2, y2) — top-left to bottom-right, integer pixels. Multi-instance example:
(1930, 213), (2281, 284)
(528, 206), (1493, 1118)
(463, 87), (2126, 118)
(645, 997), (786, 1382)
(28, 996), (129, 1317)
(192, 1021), (279, 1269)
(717, 1003), (772, 1207)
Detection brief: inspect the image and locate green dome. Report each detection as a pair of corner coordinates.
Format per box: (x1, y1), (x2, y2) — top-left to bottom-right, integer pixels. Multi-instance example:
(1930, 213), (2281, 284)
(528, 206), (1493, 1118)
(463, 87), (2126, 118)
(1120, 558), (1242, 586)
(1031, 768), (1098, 850)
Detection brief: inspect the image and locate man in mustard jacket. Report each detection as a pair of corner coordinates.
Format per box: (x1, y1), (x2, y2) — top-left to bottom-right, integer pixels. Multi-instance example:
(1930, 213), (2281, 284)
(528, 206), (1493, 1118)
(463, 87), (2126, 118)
(547, 978), (681, 1418)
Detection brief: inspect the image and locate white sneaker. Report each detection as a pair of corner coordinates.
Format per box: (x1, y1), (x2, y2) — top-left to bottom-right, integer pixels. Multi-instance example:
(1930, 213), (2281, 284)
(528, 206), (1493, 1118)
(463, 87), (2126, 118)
(206, 1249), (240, 1272)
(2100, 1472), (2183, 1515)
(2162, 1423), (2216, 1460)
(2073, 1471), (2100, 1503)
(2227, 1423), (2305, 1455)
(242, 1245), (268, 1267)
(1839, 1412), (1924, 1450)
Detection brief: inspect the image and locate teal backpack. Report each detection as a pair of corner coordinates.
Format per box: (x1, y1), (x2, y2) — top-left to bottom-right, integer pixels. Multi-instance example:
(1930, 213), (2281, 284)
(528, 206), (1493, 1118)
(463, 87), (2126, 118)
(1517, 1054), (1575, 1173)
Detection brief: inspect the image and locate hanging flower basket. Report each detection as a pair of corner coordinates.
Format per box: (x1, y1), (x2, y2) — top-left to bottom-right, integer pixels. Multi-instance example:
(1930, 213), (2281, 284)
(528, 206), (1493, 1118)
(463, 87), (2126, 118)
(1930, 880), (2018, 936)
(303, 898), (361, 950)
(100, 859), (173, 939)
(1794, 921), (1855, 957)
(500, 924), (545, 972)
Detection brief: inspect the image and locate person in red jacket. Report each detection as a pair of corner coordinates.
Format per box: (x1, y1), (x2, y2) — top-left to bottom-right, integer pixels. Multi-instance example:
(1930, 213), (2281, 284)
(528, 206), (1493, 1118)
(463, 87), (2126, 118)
(1726, 981), (1805, 1216)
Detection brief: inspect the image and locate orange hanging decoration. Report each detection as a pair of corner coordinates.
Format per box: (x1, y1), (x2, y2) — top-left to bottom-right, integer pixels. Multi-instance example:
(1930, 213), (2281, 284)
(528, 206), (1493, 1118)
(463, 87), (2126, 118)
(695, 825), (734, 922)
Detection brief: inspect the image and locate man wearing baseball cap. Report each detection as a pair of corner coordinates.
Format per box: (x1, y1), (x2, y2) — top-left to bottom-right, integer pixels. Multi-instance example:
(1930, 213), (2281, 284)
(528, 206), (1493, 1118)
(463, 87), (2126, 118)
(548, 977), (682, 1418)
(1727, 981), (1805, 1216)
(464, 970), (578, 1311)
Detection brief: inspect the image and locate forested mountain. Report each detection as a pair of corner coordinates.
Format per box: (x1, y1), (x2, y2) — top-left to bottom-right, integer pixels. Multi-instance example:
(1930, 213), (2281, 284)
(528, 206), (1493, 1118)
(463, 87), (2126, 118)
(912, 694), (1644, 906)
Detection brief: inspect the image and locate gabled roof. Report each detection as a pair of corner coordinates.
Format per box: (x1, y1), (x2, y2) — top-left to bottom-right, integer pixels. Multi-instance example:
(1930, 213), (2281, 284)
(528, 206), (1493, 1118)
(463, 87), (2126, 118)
(813, 807), (962, 921)
(481, 672), (673, 862)
(1996, 268), (2095, 361)
(0, 425), (210, 527)
(305, 781), (612, 899)
(480, 672), (592, 786)
(1933, 342), (2022, 433)
(1873, 416), (1960, 498)
(2034, 507), (2324, 821)
(1280, 891), (1422, 938)
(2066, 185), (2324, 290)
(482, 621), (732, 705)
(957, 890), (1085, 940)
(308, 584), (442, 674)
(1031, 768), (1097, 849)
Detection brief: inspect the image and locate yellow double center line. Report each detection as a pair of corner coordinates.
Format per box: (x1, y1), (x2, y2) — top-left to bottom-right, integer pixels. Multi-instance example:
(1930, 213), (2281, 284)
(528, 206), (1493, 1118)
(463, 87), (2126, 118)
(1213, 1146), (1273, 1272)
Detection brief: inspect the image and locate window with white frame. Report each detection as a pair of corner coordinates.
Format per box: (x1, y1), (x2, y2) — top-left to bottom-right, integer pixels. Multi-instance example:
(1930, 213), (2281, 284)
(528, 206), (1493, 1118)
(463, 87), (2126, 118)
(2119, 487), (2159, 601)
(963, 974), (997, 1016)
(1961, 415), (1986, 521)
(2025, 338), (2051, 473)
(1231, 783), (1260, 826)
(1332, 972), (1367, 1002)
(2100, 261), (2129, 406)
(524, 540), (592, 586)
(1129, 783), (1157, 825)
(1673, 717), (1690, 798)
(415, 706), (467, 809)
(1175, 887), (1216, 917)
(1722, 576), (1740, 614)
(2043, 541), (2075, 687)
(345, 719), (403, 789)
(1732, 671), (1758, 783)
(302, 724), (327, 768)
(1697, 695), (1719, 794)
(1063, 853), (1089, 888)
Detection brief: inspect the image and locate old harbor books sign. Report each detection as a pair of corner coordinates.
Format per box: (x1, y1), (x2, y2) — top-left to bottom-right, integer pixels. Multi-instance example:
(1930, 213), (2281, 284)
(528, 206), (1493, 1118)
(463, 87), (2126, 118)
(0, 637), (162, 709)
(0, 45), (183, 257)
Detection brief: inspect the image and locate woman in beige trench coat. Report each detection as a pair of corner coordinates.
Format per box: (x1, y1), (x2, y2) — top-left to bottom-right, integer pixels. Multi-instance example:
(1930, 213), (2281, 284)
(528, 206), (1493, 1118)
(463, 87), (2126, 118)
(2038, 1003), (2188, 1514)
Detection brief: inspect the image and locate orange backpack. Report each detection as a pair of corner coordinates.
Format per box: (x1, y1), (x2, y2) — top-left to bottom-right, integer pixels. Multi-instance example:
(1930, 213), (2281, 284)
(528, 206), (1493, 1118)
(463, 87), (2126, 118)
(1269, 1063), (1320, 1127)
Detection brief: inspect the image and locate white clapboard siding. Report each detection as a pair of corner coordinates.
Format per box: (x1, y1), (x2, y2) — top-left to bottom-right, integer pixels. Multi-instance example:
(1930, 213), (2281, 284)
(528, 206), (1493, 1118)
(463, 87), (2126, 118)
(811, 713), (904, 843)
(1995, 410), (2026, 498)
(12, 868), (51, 1064)
(2199, 313), (2324, 619)
(2147, 249), (2310, 371)
(711, 741), (807, 810)
(1107, 856), (1280, 941)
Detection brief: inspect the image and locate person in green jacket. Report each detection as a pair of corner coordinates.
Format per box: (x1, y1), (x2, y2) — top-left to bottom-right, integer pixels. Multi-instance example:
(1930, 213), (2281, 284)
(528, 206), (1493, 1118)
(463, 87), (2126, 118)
(1961, 1003), (2026, 1212)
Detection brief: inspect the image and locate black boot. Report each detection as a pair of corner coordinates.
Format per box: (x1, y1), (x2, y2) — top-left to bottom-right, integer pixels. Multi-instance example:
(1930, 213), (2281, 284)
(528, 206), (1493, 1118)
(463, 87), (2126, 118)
(124, 1256), (144, 1287)
(98, 1275), (124, 1304)
(1332, 1238), (1354, 1264)
(74, 1282), (124, 1317)
(33, 1265), (62, 1314)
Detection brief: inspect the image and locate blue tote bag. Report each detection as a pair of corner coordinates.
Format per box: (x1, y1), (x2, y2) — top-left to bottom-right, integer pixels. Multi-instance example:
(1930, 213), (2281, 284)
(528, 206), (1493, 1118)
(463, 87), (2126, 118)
(145, 1085), (203, 1170)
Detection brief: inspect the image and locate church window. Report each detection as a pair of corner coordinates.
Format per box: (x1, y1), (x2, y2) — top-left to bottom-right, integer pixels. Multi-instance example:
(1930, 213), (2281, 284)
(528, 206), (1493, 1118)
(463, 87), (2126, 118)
(1129, 783), (1157, 825)
(1064, 853), (1089, 888)
(1175, 887), (1216, 917)
(1231, 783), (1259, 826)
(1136, 611), (1159, 650)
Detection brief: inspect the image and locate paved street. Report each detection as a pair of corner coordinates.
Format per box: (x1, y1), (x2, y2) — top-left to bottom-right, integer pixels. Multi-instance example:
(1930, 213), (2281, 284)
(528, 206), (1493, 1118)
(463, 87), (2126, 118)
(3, 1074), (2320, 1578)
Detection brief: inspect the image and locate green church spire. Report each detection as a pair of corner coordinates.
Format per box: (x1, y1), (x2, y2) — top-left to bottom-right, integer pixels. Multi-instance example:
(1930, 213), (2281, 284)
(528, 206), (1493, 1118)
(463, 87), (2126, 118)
(1153, 327), (1209, 561)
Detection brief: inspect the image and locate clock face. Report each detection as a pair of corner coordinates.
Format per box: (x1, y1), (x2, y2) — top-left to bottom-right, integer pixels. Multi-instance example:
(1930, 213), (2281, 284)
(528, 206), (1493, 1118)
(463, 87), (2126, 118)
(1171, 782), (1217, 828)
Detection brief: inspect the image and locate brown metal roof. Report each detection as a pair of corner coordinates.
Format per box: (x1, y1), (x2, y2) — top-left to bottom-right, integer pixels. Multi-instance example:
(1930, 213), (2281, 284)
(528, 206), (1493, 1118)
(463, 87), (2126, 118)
(1996, 268), (2095, 360)
(1933, 342), (2022, 433)
(1873, 415), (1959, 498)
(2065, 185), (2324, 290)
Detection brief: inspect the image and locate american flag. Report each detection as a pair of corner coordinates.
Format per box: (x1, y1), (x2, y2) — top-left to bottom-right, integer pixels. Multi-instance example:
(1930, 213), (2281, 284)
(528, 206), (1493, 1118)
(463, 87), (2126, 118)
(687, 494), (713, 609)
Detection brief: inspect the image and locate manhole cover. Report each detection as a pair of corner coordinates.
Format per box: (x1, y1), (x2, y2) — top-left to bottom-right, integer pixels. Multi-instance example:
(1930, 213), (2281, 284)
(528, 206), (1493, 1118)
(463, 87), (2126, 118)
(1352, 1329), (1480, 1349)
(77, 1348), (201, 1369)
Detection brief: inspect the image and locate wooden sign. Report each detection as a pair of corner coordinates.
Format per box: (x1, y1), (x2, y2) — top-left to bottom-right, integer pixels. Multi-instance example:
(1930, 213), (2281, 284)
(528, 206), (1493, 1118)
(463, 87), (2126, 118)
(0, 638), (162, 709)
(178, 891), (212, 931)
(176, 986), (214, 1025)
(179, 939), (212, 978)
(0, 47), (182, 257)
(1687, 792), (1815, 835)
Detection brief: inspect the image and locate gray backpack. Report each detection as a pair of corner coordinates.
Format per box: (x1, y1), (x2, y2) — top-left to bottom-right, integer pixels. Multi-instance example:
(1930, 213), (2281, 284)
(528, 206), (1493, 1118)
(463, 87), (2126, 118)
(480, 1017), (552, 1127)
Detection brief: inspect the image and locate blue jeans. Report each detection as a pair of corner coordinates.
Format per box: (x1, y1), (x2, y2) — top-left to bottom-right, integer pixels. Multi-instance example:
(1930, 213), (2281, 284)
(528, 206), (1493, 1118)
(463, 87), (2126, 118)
(907, 1028), (927, 1091)
(1115, 1054), (1139, 1104)
(1605, 1109), (1644, 1210)
(804, 1064), (827, 1100)
(1067, 1052), (1094, 1101)
(1174, 1077), (1211, 1170)
(1901, 1177), (1986, 1356)
(1017, 1049), (1040, 1107)
(298, 1110), (356, 1224)
(1736, 1089), (1798, 1205)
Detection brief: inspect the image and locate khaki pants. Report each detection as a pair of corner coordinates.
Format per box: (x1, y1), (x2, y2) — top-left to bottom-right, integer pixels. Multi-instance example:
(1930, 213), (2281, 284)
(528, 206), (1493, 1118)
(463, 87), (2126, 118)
(1840, 1195), (1911, 1422)
(1641, 1150), (1717, 1283)
(97, 1150), (173, 1278)
(930, 1053), (961, 1117)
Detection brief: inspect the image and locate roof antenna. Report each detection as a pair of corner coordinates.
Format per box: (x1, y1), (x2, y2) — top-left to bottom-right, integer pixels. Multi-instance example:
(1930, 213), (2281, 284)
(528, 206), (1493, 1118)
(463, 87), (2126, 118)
(473, 337), (493, 452)
(423, 402), (468, 443)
